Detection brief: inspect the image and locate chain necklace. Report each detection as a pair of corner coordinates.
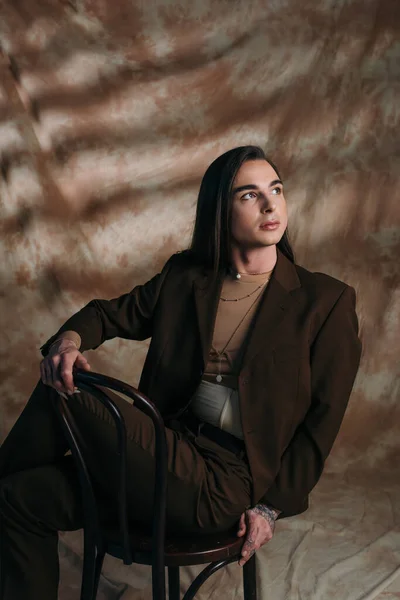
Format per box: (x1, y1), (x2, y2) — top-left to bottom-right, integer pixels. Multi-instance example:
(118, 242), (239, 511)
(212, 280), (269, 382)
(231, 268), (273, 280)
(238, 269), (271, 275)
(220, 276), (271, 302)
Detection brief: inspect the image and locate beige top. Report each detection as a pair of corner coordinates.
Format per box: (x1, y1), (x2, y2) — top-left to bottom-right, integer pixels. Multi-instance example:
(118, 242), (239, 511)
(191, 268), (273, 438)
(202, 270), (273, 389)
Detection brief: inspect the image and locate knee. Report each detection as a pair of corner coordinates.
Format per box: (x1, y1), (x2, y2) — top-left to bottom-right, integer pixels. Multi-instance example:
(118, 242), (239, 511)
(0, 471), (42, 522)
(0, 476), (55, 549)
(0, 475), (19, 521)
(0, 471), (23, 505)
(0, 471), (50, 533)
(0, 473), (12, 497)
(1, 462), (83, 533)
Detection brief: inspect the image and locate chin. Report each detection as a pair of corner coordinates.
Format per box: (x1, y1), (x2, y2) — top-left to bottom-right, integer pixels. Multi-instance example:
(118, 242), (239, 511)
(255, 232), (282, 246)
(246, 240), (278, 250)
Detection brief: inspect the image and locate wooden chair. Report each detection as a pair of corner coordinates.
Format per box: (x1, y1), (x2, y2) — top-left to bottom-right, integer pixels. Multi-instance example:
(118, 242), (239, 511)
(53, 369), (257, 600)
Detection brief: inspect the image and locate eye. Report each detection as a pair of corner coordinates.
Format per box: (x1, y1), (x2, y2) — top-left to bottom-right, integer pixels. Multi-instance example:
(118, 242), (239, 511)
(271, 187), (282, 195)
(241, 191), (257, 200)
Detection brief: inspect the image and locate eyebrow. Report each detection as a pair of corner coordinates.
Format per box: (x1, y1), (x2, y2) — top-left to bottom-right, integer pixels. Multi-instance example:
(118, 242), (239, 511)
(232, 179), (283, 195)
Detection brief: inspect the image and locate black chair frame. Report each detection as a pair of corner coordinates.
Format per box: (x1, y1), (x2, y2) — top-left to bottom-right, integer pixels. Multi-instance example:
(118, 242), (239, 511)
(53, 369), (257, 600)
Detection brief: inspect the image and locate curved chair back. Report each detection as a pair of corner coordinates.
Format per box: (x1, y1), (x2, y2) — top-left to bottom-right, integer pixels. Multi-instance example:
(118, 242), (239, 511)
(54, 368), (168, 600)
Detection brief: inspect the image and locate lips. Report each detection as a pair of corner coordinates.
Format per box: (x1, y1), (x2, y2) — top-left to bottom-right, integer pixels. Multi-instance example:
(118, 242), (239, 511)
(260, 220), (280, 229)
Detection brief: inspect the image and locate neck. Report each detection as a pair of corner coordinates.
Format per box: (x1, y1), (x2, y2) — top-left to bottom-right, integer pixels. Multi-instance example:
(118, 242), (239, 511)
(230, 244), (277, 274)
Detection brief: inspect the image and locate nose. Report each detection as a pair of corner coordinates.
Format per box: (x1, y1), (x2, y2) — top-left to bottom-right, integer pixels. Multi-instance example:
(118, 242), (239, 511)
(260, 193), (276, 213)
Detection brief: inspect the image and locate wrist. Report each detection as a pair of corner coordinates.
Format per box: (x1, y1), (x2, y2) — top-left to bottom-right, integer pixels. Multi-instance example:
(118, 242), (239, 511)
(252, 503), (281, 521)
(49, 331), (81, 352)
(49, 338), (78, 352)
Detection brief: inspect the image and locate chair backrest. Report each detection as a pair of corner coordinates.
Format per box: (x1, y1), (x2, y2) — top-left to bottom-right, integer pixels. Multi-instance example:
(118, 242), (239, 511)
(53, 368), (169, 599)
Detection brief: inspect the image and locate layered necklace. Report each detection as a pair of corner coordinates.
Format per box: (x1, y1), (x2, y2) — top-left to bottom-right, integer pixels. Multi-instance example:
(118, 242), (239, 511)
(212, 270), (271, 382)
(220, 278), (270, 302)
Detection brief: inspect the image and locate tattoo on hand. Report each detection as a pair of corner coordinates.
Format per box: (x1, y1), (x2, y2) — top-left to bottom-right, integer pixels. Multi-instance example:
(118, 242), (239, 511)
(250, 504), (279, 531)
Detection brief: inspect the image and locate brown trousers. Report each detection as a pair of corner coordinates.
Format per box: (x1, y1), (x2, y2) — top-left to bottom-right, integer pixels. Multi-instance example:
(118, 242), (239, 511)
(0, 381), (252, 600)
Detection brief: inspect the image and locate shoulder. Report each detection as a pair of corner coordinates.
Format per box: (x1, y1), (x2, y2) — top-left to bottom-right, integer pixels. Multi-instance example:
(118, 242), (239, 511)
(292, 262), (357, 334)
(287, 261), (359, 345)
(162, 249), (208, 277)
(295, 262), (354, 302)
(155, 250), (201, 292)
(164, 250), (197, 269)
(277, 248), (354, 308)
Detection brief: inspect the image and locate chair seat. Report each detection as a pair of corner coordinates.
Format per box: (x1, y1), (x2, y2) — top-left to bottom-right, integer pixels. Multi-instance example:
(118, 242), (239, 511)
(104, 526), (243, 567)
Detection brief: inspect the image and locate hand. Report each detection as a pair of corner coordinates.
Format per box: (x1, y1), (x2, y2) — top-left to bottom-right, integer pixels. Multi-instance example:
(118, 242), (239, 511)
(40, 338), (91, 395)
(237, 506), (276, 566)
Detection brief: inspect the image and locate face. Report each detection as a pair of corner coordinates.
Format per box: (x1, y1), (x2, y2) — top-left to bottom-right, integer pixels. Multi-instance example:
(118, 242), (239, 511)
(230, 159), (288, 250)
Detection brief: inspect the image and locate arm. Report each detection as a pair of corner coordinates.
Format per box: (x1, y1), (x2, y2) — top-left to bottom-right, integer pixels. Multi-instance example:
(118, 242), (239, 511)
(237, 285), (361, 565)
(259, 285), (362, 517)
(40, 258), (173, 356)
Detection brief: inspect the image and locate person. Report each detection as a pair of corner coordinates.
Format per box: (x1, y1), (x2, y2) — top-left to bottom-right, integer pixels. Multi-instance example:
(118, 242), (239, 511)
(0, 145), (362, 600)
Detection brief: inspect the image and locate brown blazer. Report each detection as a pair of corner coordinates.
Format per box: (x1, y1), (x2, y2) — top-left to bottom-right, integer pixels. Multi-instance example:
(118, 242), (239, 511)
(42, 248), (362, 518)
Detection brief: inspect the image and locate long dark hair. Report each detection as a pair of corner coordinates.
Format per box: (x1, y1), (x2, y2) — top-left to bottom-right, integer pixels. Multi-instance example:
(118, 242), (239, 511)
(188, 145), (295, 275)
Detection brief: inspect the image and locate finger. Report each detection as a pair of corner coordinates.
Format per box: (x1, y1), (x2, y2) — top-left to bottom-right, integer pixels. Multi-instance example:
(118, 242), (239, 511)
(239, 549), (255, 567)
(50, 355), (70, 394)
(237, 513), (246, 536)
(240, 521), (259, 560)
(42, 360), (55, 388)
(241, 533), (257, 559)
(46, 360), (66, 394)
(238, 548), (255, 567)
(59, 356), (76, 394)
(49, 356), (67, 393)
(75, 354), (91, 371)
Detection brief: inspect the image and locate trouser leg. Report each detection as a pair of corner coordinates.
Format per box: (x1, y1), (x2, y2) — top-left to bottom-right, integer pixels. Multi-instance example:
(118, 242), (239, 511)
(0, 380), (68, 479)
(0, 380), (252, 599)
(0, 455), (83, 600)
(66, 384), (252, 533)
(0, 381), (81, 600)
(67, 386), (214, 532)
(0, 380), (250, 533)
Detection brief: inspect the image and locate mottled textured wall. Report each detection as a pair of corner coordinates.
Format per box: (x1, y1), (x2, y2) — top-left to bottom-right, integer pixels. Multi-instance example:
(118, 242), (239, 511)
(0, 1), (399, 598)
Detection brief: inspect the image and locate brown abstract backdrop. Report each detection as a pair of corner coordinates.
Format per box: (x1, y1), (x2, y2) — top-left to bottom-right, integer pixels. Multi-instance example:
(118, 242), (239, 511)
(0, 1), (399, 598)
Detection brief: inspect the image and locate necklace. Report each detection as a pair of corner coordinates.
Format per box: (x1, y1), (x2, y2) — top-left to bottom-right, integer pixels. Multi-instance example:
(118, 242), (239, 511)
(238, 269), (272, 275)
(231, 268), (273, 280)
(220, 276), (271, 302)
(212, 282), (268, 382)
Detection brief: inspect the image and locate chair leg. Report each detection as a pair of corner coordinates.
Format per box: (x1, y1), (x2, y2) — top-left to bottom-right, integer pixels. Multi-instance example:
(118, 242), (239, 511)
(168, 566), (180, 600)
(182, 557), (237, 600)
(93, 549), (105, 599)
(243, 553), (257, 600)
(80, 539), (105, 600)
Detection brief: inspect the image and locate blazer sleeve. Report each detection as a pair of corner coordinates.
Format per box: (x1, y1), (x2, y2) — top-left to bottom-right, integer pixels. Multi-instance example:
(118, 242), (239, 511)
(40, 257), (174, 356)
(259, 285), (362, 518)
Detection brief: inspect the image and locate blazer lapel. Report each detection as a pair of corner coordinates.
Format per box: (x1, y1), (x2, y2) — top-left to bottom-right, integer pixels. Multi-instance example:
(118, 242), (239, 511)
(241, 249), (302, 366)
(193, 268), (224, 368)
(192, 249), (301, 369)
